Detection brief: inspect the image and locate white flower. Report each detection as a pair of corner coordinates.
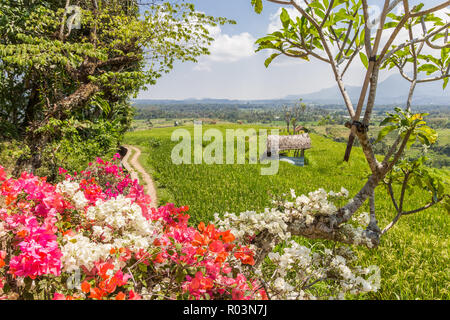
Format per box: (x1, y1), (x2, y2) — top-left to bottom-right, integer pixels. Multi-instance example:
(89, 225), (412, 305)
(340, 187), (349, 198)
(56, 181), (80, 197)
(72, 191), (88, 210)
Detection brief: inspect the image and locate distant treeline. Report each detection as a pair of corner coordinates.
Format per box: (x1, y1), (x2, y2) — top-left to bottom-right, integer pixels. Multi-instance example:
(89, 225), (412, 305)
(132, 103), (348, 124)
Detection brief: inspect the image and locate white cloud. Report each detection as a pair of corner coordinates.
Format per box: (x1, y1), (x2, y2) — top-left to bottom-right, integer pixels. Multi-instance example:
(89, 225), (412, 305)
(194, 25), (256, 71)
(267, 7), (303, 34)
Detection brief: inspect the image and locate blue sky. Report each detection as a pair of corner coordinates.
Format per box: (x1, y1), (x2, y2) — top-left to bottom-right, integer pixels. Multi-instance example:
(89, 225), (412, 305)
(138, 0), (449, 100)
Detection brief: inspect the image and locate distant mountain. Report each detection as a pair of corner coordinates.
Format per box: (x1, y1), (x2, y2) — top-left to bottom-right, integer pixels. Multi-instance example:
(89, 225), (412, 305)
(286, 74), (450, 106)
(133, 74), (449, 107)
(132, 98), (292, 106)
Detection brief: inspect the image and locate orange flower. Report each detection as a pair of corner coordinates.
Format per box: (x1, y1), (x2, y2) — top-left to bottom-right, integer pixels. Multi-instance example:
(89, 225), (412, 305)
(81, 281), (91, 294)
(154, 253), (165, 264)
(198, 222), (206, 232)
(0, 259), (5, 268)
(115, 292), (126, 300)
(16, 230), (27, 238)
(215, 251), (228, 264)
(63, 229), (75, 237)
(220, 230), (235, 243)
(191, 232), (208, 247)
(196, 247), (206, 256)
(89, 287), (106, 300)
(234, 247), (255, 266)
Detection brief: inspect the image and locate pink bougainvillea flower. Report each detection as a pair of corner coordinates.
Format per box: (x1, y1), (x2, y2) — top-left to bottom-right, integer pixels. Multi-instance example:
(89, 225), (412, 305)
(128, 289), (141, 300)
(0, 166), (6, 181)
(209, 240), (224, 253)
(52, 293), (67, 300)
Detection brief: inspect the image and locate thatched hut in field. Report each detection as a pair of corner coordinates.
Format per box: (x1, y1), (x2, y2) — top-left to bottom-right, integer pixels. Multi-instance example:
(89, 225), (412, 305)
(266, 133), (312, 159)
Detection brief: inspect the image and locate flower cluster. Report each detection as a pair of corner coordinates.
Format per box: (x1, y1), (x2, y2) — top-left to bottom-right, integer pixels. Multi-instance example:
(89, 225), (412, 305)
(263, 241), (380, 299)
(214, 187), (380, 299)
(0, 160), (264, 300)
(0, 158), (378, 300)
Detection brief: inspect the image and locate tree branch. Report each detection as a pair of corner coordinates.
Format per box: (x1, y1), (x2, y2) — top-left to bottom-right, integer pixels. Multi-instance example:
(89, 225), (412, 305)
(411, 1), (450, 18)
(387, 182), (399, 212)
(402, 198), (444, 215)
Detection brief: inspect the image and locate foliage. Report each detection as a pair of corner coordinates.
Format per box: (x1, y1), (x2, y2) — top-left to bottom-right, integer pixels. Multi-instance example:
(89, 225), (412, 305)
(376, 109), (438, 148)
(124, 124), (450, 299)
(0, 0), (228, 176)
(0, 156), (264, 300)
(0, 154), (380, 300)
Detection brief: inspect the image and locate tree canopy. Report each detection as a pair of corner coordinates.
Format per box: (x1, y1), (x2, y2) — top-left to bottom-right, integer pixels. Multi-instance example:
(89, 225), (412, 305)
(0, 0), (229, 178)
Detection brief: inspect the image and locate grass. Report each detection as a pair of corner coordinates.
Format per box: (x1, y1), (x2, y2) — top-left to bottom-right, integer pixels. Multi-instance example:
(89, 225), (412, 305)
(124, 123), (449, 300)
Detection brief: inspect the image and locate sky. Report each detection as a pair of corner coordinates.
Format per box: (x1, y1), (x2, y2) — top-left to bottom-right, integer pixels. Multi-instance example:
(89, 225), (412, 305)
(137, 0), (449, 100)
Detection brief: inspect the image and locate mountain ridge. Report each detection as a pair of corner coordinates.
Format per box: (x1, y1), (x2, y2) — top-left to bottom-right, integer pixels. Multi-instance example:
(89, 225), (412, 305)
(134, 74), (449, 106)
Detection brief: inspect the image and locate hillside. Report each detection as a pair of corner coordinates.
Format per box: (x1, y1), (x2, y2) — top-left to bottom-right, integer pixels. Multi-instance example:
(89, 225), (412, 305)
(286, 74), (450, 106)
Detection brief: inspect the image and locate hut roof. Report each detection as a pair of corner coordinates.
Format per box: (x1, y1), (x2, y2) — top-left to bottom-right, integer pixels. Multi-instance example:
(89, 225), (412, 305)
(267, 133), (312, 152)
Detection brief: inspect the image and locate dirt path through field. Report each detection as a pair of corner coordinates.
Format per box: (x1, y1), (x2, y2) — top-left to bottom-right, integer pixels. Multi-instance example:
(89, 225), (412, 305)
(121, 145), (158, 208)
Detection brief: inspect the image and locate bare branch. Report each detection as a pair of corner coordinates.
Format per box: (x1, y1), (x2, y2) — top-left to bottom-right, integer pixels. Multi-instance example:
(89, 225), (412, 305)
(289, 0), (356, 118)
(381, 23), (450, 64)
(387, 130), (412, 171)
(403, 198), (444, 215)
(382, 134), (402, 167)
(368, 189), (380, 233)
(411, 1), (450, 18)
(387, 182), (400, 212)
(417, 72), (450, 83)
(398, 171), (410, 212)
(267, 0), (291, 5)
(59, 0), (71, 41)
(381, 211), (402, 235)
(319, 0), (334, 29)
(341, 47), (359, 77)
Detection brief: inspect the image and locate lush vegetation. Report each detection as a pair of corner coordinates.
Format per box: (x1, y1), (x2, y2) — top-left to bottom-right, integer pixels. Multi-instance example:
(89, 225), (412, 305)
(124, 123), (449, 299)
(130, 102), (450, 170)
(0, 0), (226, 179)
(0, 0), (448, 301)
(133, 102), (343, 126)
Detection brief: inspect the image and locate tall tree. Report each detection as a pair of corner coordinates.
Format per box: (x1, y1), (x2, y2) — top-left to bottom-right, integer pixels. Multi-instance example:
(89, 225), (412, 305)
(250, 0), (449, 262)
(0, 0), (228, 177)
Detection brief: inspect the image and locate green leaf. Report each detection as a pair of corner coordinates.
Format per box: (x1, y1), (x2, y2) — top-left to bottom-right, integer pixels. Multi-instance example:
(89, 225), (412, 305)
(406, 133), (417, 149)
(418, 63), (439, 75)
(280, 8), (291, 29)
(138, 263), (148, 273)
(359, 51), (368, 69)
(376, 125), (397, 143)
(251, 0), (263, 14)
(443, 77), (449, 90)
(264, 52), (281, 68)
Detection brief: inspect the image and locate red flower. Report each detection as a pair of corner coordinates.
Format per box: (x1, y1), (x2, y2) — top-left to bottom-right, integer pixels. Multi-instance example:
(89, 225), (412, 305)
(220, 230), (235, 243)
(81, 281), (91, 293)
(209, 240), (224, 253)
(0, 166), (6, 181)
(128, 289), (141, 300)
(234, 246), (255, 266)
(89, 287), (106, 300)
(115, 292), (126, 300)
